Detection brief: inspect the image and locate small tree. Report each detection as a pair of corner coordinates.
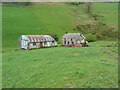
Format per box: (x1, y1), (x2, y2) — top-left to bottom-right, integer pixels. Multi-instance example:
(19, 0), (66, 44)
(69, 2), (84, 5)
(85, 2), (92, 13)
(25, 2), (32, 6)
(85, 33), (97, 42)
(46, 33), (59, 41)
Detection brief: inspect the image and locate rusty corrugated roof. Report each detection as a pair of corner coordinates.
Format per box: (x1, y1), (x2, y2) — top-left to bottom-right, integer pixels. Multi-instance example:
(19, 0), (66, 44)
(24, 35), (55, 42)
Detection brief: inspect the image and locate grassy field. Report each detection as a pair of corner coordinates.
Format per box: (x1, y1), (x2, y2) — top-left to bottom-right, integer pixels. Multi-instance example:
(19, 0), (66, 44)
(3, 46), (118, 88)
(88, 41), (118, 46)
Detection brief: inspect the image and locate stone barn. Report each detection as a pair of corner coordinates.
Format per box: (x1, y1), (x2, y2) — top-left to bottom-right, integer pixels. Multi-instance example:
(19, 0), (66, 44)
(62, 33), (88, 47)
(18, 35), (57, 50)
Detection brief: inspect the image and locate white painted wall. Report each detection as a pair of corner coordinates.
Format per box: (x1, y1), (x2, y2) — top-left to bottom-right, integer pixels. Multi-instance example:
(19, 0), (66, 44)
(29, 43), (37, 49)
(36, 43), (40, 48)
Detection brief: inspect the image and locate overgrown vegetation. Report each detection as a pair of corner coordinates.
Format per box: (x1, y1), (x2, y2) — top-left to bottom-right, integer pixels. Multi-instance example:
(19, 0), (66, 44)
(68, 2), (118, 42)
(25, 2), (32, 6)
(69, 2), (84, 5)
(85, 33), (97, 42)
(75, 22), (118, 41)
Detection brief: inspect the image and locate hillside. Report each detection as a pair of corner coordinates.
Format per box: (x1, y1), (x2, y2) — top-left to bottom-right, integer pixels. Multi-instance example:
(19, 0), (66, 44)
(2, 2), (118, 88)
(2, 2), (118, 48)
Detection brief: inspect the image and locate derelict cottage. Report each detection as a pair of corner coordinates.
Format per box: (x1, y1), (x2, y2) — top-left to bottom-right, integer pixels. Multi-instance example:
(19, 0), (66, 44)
(62, 33), (88, 47)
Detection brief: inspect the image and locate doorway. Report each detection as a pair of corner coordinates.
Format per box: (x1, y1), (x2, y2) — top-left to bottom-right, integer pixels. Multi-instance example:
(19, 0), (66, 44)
(40, 42), (43, 48)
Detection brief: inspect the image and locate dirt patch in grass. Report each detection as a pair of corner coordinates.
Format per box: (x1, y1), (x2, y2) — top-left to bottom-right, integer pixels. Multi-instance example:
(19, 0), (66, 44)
(100, 48), (119, 61)
(72, 52), (80, 56)
(99, 14), (108, 16)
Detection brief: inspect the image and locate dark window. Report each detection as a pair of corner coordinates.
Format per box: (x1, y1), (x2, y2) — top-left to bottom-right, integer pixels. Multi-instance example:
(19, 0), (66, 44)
(72, 42), (74, 44)
(44, 41), (47, 45)
(64, 38), (66, 44)
(52, 41), (54, 44)
(71, 39), (73, 41)
(64, 41), (66, 44)
(68, 42), (69, 44)
(33, 42), (36, 46)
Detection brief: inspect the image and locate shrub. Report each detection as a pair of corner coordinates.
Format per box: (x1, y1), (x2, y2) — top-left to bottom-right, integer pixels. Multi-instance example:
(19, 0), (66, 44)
(75, 22), (118, 41)
(69, 2), (84, 5)
(25, 2), (32, 6)
(46, 33), (59, 41)
(85, 33), (97, 42)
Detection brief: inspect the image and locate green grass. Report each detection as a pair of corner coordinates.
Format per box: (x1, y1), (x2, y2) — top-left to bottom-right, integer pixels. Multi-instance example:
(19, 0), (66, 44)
(103, 47), (118, 59)
(2, 4), (78, 48)
(88, 41), (118, 46)
(0, 51), (1, 88)
(3, 47), (118, 88)
(92, 3), (118, 26)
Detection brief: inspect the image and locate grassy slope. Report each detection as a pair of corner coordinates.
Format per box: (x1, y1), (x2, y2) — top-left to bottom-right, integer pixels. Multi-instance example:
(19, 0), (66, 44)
(88, 41), (118, 46)
(2, 3), (118, 48)
(3, 47), (118, 88)
(2, 4), (78, 48)
(92, 3), (118, 26)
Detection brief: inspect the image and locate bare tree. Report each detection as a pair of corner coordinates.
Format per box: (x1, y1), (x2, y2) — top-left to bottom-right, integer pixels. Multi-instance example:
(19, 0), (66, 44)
(85, 2), (92, 13)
